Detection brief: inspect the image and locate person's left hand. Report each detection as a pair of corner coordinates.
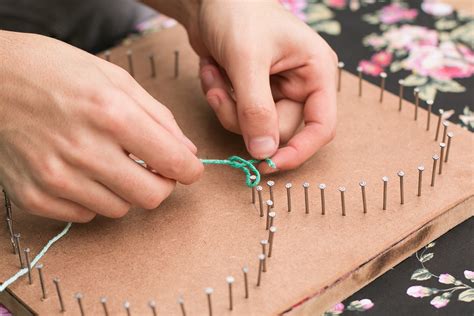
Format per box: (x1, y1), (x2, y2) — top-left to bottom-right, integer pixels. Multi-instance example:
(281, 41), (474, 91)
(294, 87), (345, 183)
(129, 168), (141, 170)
(186, 0), (338, 173)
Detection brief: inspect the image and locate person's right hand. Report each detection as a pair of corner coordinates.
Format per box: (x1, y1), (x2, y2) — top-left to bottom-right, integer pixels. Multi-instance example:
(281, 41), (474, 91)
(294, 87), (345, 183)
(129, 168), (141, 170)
(0, 31), (203, 222)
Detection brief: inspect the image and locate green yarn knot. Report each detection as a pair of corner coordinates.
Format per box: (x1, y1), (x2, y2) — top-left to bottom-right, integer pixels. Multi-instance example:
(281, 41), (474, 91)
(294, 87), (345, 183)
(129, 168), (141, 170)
(201, 156), (276, 187)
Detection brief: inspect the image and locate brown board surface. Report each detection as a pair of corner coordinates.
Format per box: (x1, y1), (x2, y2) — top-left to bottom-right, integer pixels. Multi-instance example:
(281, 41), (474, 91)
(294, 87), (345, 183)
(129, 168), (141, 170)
(1, 25), (473, 316)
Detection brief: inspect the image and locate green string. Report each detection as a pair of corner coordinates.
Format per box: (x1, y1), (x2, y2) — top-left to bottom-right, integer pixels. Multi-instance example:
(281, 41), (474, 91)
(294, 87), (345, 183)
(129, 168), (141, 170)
(201, 156), (276, 188)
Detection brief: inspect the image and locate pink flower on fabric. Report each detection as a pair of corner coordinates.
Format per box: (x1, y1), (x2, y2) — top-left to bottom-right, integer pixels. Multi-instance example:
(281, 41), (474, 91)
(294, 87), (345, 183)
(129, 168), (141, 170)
(458, 44), (474, 64)
(359, 299), (374, 310)
(327, 0), (346, 9)
(438, 273), (455, 284)
(280, 0), (307, 21)
(379, 3), (418, 24)
(384, 25), (438, 50)
(366, 35), (387, 49)
(0, 304), (12, 316)
(327, 302), (345, 314)
(407, 285), (432, 298)
(464, 270), (474, 280)
(371, 51), (393, 67)
(430, 296), (449, 308)
(358, 60), (384, 76)
(403, 42), (474, 80)
(422, 0), (453, 17)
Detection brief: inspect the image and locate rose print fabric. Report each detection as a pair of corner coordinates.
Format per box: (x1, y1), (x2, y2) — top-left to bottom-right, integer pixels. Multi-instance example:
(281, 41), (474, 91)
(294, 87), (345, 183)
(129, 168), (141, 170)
(282, 0), (474, 131)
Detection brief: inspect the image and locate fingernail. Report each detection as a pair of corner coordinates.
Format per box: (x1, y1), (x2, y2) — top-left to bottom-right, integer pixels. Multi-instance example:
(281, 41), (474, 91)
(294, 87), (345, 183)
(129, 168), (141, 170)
(201, 70), (214, 87)
(249, 137), (277, 158)
(207, 95), (220, 110)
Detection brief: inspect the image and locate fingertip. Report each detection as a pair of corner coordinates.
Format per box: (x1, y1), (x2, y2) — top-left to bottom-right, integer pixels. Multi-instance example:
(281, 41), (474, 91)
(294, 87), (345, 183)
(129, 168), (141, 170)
(179, 157), (205, 185)
(258, 161), (280, 175)
(262, 146), (299, 171)
(247, 136), (278, 160)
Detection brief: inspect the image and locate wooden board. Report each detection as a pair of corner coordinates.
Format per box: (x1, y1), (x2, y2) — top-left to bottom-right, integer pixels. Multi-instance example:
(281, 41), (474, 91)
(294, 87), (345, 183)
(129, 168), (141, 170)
(1, 25), (473, 316)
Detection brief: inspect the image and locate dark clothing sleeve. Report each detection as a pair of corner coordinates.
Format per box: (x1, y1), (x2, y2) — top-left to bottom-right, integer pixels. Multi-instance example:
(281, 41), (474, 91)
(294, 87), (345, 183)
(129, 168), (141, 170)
(0, 0), (155, 53)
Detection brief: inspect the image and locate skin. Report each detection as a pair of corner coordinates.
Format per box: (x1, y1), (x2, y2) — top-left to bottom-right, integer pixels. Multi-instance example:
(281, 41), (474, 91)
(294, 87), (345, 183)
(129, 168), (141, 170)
(0, 0), (337, 222)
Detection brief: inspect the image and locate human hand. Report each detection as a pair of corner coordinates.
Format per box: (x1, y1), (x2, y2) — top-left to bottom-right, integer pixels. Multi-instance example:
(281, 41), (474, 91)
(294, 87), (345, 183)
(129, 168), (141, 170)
(0, 31), (203, 222)
(188, 0), (338, 172)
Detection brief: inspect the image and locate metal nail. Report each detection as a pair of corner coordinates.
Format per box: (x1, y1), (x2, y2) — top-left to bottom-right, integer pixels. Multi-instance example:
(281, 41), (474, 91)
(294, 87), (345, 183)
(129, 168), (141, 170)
(75, 293), (85, 316)
(431, 155), (439, 186)
(268, 212), (276, 229)
(24, 248), (32, 284)
(14, 233), (24, 268)
(359, 181), (367, 214)
(398, 80), (404, 111)
(382, 177), (388, 210)
(250, 175), (257, 204)
(226, 276), (234, 310)
(338, 187), (346, 216)
(6, 218), (16, 254)
(36, 264), (47, 300)
(257, 254), (265, 286)
(178, 295), (186, 316)
(256, 186), (264, 217)
(337, 62), (344, 92)
(435, 109), (444, 141)
(417, 166), (424, 197)
(124, 301), (131, 316)
(445, 132), (453, 163)
(265, 200), (273, 230)
(414, 87), (420, 120)
(439, 143), (446, 175)
(205, 288), (213, 316)
(303, 182), (310, 214)
(379, 72), (387, 103)
(319, 184), (326, 215)
(126, 50), (134, 77)
(268, 226), (277, 258)
(149, 300), (157, 316)
(100, 297), (109, 316)
(398, 171), (405, 205)
(242, 267), (249, 298)
(53, 278), (65, 312)
(260, 239), (268, 272)
(267, 181), (275, 208)
(285, 183), (292, 212)
(426, 100), (433, 131)
(104, 50), (110, 62)
(442, 121), (449, 143)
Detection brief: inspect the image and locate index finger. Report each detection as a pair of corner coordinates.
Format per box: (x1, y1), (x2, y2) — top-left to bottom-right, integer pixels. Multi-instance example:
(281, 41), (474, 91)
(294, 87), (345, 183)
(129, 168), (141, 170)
(260, 85), (337, 173)
(94, 89), (204, 184)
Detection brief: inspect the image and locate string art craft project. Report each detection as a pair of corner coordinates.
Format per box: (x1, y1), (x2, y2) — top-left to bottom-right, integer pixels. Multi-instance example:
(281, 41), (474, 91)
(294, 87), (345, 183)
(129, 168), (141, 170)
(0, 25), (472, 315)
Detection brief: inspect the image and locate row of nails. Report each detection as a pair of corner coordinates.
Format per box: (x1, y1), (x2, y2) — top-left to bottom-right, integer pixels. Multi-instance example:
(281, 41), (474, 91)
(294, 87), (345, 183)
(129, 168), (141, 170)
(103, 49), (180, 79)
(252, 139), (452, 216)
(338, 62), (453, 141)
(4, 192), (276, 316)
(7, 244), (274, 316)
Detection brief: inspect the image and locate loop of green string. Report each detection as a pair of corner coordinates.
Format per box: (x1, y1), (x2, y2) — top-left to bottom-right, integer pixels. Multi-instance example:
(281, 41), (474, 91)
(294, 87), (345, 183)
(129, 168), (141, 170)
(201, 156), (276, 188)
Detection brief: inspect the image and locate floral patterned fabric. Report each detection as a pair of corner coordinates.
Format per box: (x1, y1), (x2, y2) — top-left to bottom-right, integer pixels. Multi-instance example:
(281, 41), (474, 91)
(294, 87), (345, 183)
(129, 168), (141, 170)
(327, 217), (473, 315)
(282, 0), (474, 131)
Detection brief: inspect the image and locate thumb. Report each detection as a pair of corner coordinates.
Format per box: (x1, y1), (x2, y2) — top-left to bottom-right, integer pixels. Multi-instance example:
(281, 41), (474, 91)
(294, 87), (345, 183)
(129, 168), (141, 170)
(227, 59), (279, 159)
